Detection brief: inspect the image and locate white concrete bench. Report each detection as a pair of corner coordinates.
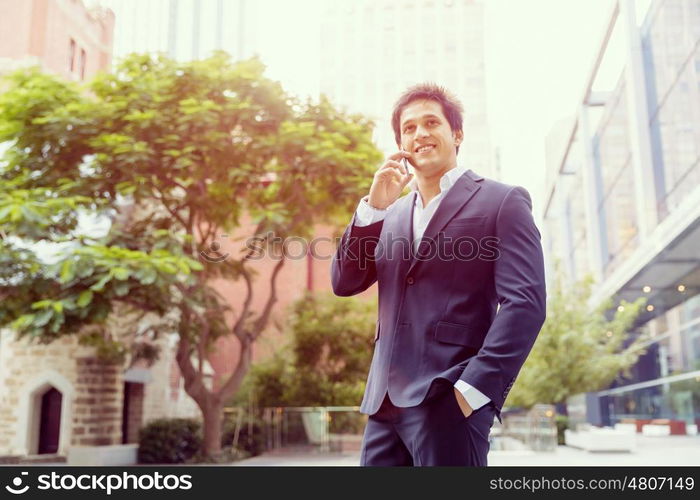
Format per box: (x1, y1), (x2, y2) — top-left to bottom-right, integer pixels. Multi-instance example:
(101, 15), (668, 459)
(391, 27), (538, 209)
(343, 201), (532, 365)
(67, 444), (138, 465)
(564, 427), (636, 452)
(613, 423), (637, 434)
(641, 424), (671, 436)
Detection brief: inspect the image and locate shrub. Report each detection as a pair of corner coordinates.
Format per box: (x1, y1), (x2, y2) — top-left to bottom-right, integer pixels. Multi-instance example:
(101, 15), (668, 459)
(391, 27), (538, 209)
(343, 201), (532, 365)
(235, 292), (376, 409)
(221, 415), (266, 457)
(555, 415), (569, 445)
(138, 418), (202, 464)
(188, 446), (249, 464)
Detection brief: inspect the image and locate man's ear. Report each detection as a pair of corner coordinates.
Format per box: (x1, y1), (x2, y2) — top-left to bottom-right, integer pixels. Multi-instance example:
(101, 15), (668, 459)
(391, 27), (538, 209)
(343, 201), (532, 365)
(454, 129), (463, 146)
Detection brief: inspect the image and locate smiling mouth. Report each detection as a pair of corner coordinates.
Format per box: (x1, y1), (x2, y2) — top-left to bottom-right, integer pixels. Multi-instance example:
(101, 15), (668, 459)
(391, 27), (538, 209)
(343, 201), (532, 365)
(415, 144), (436, 154)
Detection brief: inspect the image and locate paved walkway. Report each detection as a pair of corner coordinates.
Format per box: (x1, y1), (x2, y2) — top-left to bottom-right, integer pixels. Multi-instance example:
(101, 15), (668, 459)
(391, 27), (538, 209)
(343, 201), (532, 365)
(232, 435), (700, 466)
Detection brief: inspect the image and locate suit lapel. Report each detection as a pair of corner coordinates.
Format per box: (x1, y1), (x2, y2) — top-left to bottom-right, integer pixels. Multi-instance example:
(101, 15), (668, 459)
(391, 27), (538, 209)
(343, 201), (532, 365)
(407, 170), (482, 274)
(401, 191), (417, 244)
(382, 191), (416, 275)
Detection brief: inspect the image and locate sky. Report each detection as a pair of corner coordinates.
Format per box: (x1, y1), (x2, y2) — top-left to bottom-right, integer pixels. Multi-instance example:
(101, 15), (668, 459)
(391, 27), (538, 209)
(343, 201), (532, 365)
(100, 0), (654, 215)
(255, 0), (633, 214)
(483, 0), (614, 203)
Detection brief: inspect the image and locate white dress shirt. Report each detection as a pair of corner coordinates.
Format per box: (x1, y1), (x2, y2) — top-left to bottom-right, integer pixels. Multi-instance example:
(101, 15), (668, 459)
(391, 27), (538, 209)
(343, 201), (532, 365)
(353, 164), (491, 413)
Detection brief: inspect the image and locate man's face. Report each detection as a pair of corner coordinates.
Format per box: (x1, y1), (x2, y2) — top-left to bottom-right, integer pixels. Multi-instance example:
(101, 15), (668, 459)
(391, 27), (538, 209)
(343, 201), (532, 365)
(399, 99), (463, 177)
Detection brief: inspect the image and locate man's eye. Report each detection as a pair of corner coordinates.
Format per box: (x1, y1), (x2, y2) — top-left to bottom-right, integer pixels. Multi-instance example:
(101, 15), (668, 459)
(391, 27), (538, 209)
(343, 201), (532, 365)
(403, 125), (415, 133)
(428, 120), (439, 126)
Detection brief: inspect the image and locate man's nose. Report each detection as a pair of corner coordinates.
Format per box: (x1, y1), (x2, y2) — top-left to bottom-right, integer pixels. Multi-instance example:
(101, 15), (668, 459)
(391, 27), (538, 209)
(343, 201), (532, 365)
(416, 124), (430, 137)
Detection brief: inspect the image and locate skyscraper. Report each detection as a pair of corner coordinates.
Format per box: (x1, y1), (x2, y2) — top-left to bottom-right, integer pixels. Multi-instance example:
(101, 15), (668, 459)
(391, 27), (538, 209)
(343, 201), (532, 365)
(319, 0), (493, 177)
(543, 0), (700, 429)
(98, 0), (256, 63)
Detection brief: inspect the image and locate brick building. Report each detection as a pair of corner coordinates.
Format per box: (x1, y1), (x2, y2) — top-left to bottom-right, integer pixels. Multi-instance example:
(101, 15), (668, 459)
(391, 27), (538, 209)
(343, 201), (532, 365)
(0, 0), (201, 462)
(0, 0), (367, 463)
(0, 0), (114, 79)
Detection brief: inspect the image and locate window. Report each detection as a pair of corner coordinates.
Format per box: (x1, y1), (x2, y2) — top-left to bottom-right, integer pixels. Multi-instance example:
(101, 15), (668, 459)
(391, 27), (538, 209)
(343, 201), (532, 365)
(69, 38), (76, 72)
(80, 49), (86, 80)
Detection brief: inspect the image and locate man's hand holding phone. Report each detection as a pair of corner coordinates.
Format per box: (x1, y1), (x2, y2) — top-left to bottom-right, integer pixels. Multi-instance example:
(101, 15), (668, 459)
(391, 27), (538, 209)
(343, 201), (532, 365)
(367, 150), (414, 210)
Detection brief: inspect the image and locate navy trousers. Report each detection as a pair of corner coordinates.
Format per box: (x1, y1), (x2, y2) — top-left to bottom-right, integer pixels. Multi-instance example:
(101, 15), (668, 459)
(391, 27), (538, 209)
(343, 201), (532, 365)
(360, 386), (496, 466)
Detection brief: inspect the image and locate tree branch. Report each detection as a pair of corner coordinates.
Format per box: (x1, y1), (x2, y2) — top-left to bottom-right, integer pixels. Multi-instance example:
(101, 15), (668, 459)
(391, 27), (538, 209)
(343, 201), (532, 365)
(175, 326), (208, 407)
(193, 308), (212, 378)
(232, 264), (254, 341)
(251, 255), (285, 341)
(152, 185), (188, 230)
(216, 333), (252, 401)
(114, 296), (161, 313)
(204, 223), (218, 252)
(241, 221), (266, 261)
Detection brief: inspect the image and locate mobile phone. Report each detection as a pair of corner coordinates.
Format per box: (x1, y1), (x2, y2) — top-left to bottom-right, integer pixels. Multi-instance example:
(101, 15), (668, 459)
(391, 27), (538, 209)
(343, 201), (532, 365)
(401, 149), (412, 176)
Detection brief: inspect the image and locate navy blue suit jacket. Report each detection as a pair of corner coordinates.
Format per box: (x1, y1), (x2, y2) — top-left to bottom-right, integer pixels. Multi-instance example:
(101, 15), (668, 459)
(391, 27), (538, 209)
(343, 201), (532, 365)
(331, 169), (546, 416)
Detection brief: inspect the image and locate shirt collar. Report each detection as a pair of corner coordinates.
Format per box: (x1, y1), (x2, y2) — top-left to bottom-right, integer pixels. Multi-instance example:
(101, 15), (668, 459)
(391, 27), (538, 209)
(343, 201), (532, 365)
(411, 164), (469, 203)
(441, 164), (468, 190)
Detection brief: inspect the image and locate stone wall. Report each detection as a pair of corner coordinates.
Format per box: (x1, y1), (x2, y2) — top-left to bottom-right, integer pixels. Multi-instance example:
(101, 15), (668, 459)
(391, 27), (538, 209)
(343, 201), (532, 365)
(72, 357), (123, 447)
(0, 331), (124, 455)
(0, 328), (205, 457)
(141, 335), (201, 424)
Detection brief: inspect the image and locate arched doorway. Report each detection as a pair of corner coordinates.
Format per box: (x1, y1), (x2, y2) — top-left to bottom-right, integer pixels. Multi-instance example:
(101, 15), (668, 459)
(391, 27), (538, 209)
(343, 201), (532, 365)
(19, 371), (74, 456)
(38, 387), (62, 454)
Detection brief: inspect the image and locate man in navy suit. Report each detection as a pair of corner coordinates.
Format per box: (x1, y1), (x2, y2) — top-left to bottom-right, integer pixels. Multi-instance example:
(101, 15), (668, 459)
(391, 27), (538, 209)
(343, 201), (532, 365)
(331, 83), (547, 466)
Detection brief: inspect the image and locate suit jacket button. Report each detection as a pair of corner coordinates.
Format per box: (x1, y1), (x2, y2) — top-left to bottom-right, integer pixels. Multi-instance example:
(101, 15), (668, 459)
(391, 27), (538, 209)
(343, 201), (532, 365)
(406, 277), (415, 285)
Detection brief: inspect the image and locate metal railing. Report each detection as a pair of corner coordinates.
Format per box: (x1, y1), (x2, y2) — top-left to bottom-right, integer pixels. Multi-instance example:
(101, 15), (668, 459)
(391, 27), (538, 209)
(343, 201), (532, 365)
(261, 406), (367, 453)
(490, 404), (558, 452)
(224, 404), (558, 455)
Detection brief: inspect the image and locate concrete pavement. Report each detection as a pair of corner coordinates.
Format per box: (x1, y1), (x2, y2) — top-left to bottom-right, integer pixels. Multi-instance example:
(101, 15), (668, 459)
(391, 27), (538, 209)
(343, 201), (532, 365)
(232, 435), (700, 466)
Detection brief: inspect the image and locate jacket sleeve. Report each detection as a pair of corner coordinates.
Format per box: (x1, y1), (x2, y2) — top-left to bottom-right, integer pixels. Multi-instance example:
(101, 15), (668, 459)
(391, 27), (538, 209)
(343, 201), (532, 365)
(459, 186), (547, 409)
(331, 212), (383, 297)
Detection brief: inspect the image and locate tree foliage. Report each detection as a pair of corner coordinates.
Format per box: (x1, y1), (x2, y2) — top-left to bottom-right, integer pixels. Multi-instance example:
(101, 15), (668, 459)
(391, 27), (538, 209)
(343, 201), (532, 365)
(0, 52), (382, 457)
(507, 271), (648, 408)
(235, 292), (376, 408)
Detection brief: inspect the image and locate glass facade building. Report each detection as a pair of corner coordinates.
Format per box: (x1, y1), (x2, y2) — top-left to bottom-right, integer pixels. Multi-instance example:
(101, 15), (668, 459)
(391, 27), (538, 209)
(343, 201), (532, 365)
(543, 0), (700, 430)
(602, 295), (700, 424)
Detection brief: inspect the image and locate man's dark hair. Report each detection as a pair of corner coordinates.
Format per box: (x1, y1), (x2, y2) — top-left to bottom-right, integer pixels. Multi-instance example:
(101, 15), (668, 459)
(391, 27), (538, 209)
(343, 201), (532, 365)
(391, 83), (464, 154)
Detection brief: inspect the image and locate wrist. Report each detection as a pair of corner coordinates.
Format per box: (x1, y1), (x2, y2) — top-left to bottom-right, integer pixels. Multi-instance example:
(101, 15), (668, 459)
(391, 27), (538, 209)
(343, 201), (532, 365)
(365, 196), (389, 210)
(454, 388), (473, 417)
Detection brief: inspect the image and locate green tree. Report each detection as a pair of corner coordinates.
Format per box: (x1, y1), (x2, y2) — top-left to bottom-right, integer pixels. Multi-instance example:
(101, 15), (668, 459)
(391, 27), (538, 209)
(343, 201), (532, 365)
(507, 272), (648, 408)
(237, 292), (376, 408)
(0, 52), (381, 458)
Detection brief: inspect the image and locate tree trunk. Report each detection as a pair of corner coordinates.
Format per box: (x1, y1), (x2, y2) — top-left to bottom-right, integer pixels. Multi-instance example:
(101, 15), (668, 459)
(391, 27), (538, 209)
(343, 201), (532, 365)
(200, 398), (223, 459)
(175, 315), (227, 460)
(176, 333), (252, 461)
(555, 402), (568, 416)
